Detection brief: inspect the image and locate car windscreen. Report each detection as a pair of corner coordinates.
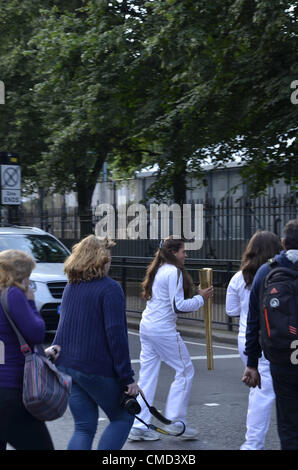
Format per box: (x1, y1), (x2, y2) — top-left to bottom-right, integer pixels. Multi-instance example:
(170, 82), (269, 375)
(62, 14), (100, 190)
(0, 234), (70, 263)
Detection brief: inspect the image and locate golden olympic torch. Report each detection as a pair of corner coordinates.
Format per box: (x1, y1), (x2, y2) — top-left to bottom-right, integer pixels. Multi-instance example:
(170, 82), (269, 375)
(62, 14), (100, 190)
(199, 268), (214, 370)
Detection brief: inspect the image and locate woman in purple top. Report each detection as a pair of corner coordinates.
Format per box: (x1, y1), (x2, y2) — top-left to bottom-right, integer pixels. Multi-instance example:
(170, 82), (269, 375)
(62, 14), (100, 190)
(0, 249), (54, 450)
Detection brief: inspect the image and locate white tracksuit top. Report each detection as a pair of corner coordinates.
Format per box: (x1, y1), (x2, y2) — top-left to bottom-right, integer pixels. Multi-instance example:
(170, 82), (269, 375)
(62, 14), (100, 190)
(140, 263), (204, 336)
(225, 270), (251, 338)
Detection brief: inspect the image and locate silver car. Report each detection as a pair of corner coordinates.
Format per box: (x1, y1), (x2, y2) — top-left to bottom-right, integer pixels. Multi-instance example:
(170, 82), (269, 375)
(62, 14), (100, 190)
(0, 226), (70, 331)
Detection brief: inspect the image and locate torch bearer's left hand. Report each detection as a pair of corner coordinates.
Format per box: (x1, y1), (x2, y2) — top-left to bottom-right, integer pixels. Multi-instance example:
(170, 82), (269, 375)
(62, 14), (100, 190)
(198, 285), (213, 301)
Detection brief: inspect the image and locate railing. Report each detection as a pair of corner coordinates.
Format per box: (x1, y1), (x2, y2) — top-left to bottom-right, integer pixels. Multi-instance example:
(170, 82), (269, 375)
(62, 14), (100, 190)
(14, 193), (297, 260)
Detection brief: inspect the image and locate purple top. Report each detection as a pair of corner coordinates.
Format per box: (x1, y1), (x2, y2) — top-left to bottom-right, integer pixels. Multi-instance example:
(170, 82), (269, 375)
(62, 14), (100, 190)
(0, 287), (45, 389)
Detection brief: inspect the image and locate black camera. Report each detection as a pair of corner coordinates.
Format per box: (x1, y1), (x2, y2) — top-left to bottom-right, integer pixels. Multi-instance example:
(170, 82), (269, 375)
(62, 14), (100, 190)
(120, 392), (141, 415)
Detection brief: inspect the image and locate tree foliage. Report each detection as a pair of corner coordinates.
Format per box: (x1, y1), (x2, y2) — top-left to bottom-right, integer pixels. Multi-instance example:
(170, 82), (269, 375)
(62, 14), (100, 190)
(112, 0), (298, 201)
(206, 0), (298, 195)
(30, 1), (146, 219)
(0, 1), (48, 190)
(0, 0), (297, 217)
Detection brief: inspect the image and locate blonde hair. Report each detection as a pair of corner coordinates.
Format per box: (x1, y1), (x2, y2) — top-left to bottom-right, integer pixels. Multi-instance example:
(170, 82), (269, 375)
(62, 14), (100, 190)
(64, 235), (116, 283)
(0, 250), (36, 291)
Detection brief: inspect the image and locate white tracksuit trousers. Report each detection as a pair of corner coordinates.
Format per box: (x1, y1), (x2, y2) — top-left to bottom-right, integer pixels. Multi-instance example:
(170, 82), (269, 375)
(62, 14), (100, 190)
(133, 332), (194, 429)
(238, 336), (275, 450)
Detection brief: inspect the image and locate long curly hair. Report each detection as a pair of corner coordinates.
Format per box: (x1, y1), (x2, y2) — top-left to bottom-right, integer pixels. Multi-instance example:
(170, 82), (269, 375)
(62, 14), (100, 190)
(240, 230), (282, 287)
(0, 250), (36, 291)
(64, 235), (115, 283)
(142, 237), (194, 300)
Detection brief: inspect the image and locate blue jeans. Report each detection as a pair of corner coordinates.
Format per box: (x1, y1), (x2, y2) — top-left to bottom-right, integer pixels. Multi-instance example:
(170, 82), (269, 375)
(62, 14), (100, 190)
(59, 366), (134, 450)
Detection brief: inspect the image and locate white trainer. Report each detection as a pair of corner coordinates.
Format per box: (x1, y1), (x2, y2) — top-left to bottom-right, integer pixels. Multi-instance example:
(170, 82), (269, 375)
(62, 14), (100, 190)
(128, 427), (160, 441)
(166, 423), (198, 440)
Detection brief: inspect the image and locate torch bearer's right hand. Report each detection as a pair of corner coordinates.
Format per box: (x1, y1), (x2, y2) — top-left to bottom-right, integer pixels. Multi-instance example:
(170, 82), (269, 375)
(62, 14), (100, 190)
(198, 285), (214, 301)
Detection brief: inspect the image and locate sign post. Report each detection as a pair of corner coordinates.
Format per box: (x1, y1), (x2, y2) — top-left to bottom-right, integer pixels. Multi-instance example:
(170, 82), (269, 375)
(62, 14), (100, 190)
(0, 152), (21, 224)
(0, 152), (21, 206)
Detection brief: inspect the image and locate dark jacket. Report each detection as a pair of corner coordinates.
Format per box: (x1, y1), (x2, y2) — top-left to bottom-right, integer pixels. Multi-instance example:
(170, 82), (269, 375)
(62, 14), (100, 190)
(244, 251), (295, 368)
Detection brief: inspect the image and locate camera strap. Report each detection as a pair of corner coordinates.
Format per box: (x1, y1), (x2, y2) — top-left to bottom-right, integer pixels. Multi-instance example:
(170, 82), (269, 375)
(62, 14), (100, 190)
(135, 391), (186, 437)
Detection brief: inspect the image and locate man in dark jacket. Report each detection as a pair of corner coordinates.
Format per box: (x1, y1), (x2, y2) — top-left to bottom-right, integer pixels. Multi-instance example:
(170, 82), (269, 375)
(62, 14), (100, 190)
(243, 219), (298, 450)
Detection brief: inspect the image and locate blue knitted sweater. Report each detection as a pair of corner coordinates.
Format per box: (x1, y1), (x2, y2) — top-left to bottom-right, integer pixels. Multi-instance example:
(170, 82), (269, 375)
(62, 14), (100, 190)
(53, 276), (134, 387)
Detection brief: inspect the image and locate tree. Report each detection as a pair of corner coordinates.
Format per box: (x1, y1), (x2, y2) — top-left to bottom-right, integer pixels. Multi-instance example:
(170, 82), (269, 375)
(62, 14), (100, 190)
(1, 0), (296, 230)
(112, 0), (298, 202)
(0, 0), (49, 192)
(112, 0), (225, 205)
(206, 0), (298, 195)
(30, 1), (147, 235)
(0, 0), (87, 198)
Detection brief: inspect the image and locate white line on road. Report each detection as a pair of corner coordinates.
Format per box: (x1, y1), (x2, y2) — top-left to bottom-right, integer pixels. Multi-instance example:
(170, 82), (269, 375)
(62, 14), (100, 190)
(189, 354), (240, 360)
(128, 330), (141, 337)
(184, 340), (238, 351)
(128, 329), (239, 351)
(131, 354), (239, 364)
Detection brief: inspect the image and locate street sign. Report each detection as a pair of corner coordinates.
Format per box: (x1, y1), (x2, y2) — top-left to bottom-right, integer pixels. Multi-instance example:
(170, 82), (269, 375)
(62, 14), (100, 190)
(1, 189), (21, 205)
(1, 165), (21, 189)
(0, 164), (21, 205)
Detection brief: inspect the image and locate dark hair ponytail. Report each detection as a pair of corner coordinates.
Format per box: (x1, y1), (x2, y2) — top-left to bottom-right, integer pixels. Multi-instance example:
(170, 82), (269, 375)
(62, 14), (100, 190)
(241, 230), (282, 287)
(142, 237), (194, 300)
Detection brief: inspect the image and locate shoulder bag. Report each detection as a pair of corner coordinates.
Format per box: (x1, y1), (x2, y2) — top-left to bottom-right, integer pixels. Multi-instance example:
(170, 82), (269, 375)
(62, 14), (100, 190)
(1, 287), (72, 421)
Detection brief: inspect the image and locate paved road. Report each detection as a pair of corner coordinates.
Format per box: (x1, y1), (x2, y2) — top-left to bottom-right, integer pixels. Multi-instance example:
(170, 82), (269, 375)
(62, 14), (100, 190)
(41, 330), (280, 451)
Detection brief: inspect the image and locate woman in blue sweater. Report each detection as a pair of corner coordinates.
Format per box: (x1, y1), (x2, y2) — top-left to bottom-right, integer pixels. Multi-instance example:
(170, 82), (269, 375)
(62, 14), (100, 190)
(54, 235), (139, 450)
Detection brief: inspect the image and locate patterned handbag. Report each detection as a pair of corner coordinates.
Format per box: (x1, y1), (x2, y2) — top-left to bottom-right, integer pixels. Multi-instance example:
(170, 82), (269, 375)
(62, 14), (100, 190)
(1, 288), (72, 421)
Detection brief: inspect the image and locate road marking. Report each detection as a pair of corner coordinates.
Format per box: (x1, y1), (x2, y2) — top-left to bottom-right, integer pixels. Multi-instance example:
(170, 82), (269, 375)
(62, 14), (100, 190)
(204, 403), (220, 406)
(184, 340), (238, 351)
(128, 330), (141, 337)
(190, 354), (240, 360)
(128, 329), (239, 351)
(131, 354), (239, 364)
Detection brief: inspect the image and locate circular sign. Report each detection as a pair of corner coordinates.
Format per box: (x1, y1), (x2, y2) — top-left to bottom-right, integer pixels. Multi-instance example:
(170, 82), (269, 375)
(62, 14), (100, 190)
(3, 167), (19, 187)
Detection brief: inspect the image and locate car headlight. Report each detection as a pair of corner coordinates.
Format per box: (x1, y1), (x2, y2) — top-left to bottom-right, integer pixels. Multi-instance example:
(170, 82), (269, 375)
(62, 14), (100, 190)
(29, 280), (37, 291)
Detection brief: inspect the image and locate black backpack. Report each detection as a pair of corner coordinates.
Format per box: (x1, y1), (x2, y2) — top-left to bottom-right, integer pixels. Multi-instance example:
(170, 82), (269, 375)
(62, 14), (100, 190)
(259, 258), (298, 365)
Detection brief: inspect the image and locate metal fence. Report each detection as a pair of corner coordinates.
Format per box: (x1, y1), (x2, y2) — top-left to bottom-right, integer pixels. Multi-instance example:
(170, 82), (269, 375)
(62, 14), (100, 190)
(16, 193), (297, 259)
